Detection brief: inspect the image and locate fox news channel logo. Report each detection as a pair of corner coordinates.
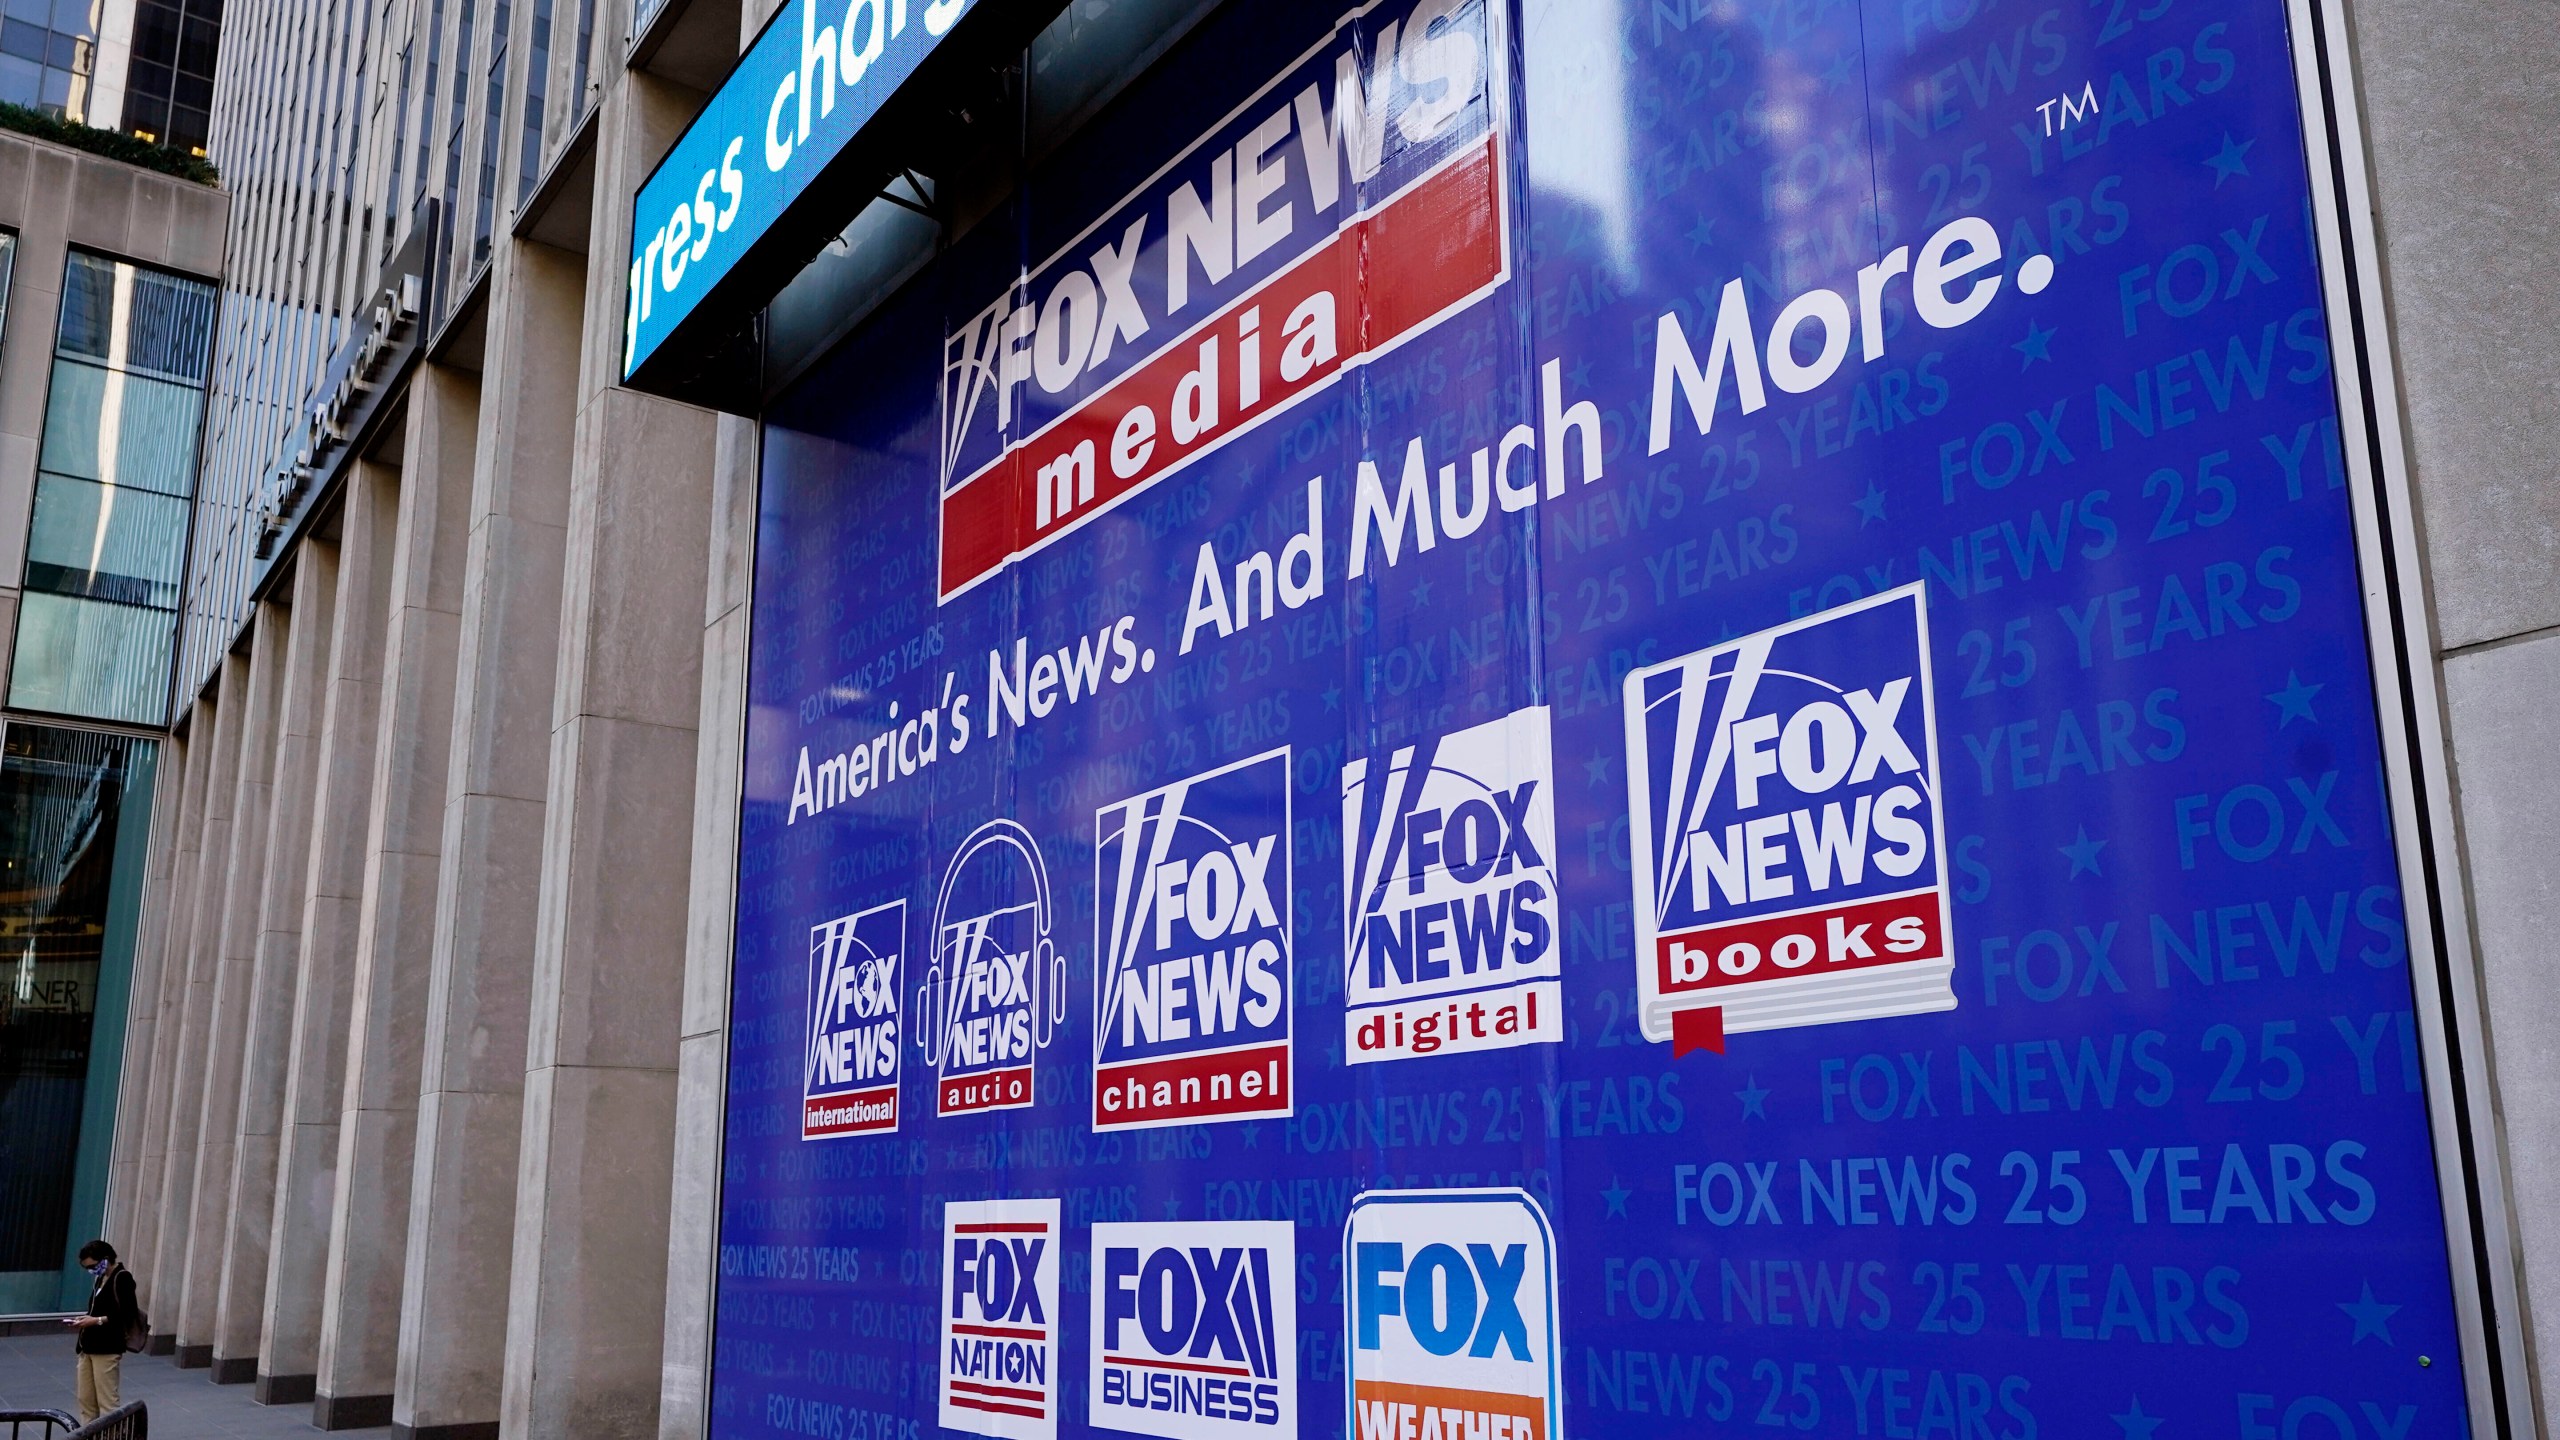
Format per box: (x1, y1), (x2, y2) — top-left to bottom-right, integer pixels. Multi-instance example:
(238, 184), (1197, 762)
(1341, 706), (1561, 1064)
(1344, 1189), (1560, 1440)
(803, 900), (902, 1138)
(1623, 583), (1954, 1052)
(1093, 749), (1292, 1128)
(919, 820), (1067, 1116)
(1089, 1220), (1296, 1440)
(942, 1198), (1061, 1440)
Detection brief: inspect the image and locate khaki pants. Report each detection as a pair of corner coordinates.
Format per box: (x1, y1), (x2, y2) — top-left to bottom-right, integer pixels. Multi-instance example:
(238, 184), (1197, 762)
(74, 1351), (120, 1422)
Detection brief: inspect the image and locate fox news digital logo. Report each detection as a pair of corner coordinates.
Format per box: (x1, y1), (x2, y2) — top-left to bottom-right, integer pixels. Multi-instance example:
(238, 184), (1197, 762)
(1341, 707), (1560, 1064)
(1089, 1221), (1295, 1440)
(1344, 1189), (1560, 1440)
(803, 900), (902, 1138)
(1093, 749), (1292, 1129)
(1623, 583), (1954, 1050)
(942, 1199), (1061, 1440)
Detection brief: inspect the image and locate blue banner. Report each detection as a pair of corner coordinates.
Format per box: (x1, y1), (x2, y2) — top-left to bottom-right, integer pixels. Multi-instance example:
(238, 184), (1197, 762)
(725, 2), (2474, 1437)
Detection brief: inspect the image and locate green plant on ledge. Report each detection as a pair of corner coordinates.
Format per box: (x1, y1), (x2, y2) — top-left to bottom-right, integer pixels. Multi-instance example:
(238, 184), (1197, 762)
(0, 103), (219, 186)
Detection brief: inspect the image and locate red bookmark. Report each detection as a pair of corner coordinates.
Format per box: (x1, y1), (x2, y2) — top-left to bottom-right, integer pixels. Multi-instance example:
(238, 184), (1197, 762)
(1672, 1006), (1725, 1057)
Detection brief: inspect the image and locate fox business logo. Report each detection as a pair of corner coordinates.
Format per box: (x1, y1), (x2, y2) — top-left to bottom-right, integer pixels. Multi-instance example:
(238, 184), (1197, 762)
(1089, 1221), (1296, 1440)
(941, 1199), (1060, 1439)
(1341, 707), (1560, 1064)
(1094, 749), (1292, 1129)
(1623, 583), (1954, 1053)
(1345, 1189), (1560, 1440)
(803, 900), (902, 1138)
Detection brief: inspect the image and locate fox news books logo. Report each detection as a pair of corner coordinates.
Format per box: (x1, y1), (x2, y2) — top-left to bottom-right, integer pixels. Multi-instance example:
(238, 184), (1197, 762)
(1623, 583), (1954, 1054)
(1344, 1189), (1560, 1440)
(803, 900), (902, 1138)
(918, 820), (1067, 1116)
(1089, 1221), (1296, 1440)
(1094, 749), (1292, 1129)
(942, 1199), (1061, 1439)
(1341, 706), (1560, 1064)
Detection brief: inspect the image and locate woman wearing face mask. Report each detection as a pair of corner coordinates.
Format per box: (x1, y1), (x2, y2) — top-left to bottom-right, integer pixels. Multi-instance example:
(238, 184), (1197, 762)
(64, 1240), (138, 1422)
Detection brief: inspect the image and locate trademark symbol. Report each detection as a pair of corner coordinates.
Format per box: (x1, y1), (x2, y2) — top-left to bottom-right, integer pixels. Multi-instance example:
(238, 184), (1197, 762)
(2036, 82), (2100, 137)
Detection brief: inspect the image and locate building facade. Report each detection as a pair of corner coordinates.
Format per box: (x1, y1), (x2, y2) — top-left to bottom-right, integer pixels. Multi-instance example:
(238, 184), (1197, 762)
(104, 2), (2560, 1439)
(0, 0), (224, 157)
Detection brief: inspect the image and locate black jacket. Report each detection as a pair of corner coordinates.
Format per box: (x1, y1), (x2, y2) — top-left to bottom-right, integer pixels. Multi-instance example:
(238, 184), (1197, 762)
(77, 1266), (136, 1355)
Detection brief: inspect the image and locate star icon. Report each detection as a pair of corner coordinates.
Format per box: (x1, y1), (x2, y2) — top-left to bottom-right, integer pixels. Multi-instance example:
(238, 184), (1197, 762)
(1162, 1196), (1183, 1219)
(2061, 826), (2107, 878)
(1568, 357), (1596, 392)
(1322, 686), (1342, 712)
(1601, 1177), (1631, 1219)
(2111, 1397), (2164, 1439)
(1241, 1124), (1261, 1149)
(1735, 1076), (1770, 1119)
(1821, 51), (1861, 94)
(1583, 751), (1616, 787)
(2340, 1282), (2402, 1345)
(1687, 215), (1719, 254)
(1325, 1036), (1344, 1067)
(2014, 319), (2056, 368)
(1851, 483), (1887, 526)
(2266, 670), (2323, 727)
(2205, 132), (2255, 186)
(1412, 579), (1434, 605)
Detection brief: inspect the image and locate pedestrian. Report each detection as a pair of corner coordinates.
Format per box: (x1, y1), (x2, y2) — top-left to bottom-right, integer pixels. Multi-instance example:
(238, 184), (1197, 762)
(64, 1240), (137, 1423)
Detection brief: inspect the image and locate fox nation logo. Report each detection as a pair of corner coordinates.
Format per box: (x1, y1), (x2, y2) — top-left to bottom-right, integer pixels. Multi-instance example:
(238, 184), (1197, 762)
(1345, 1189), (1560, 1440)
(1341, 707), (1560, 1063)
(942, 1199), (1061, 1440)
(1089, 1221), (1295, 1440)
(1623, 583), (1955, 1052)
(802, 901), (902, 1138)
(1093, 749), (1292, 1129)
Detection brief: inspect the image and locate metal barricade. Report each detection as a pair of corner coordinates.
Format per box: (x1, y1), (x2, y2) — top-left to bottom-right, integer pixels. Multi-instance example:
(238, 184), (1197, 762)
(0, 1402), (144, 1440)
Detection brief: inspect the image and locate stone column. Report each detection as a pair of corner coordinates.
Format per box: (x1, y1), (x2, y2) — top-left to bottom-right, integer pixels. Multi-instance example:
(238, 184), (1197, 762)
(656, 413), (755, 1440)
(147, 651), (245, 1354)
(214, 546), (340, 1378)
(261, 463), (401, 1405)
(315, 368), (476, 1429)
(111, 702), (209, 1307)
(499, 62), (716, 1440)
(177, 599), (291, 1369)
(393, 236), (581, 1440)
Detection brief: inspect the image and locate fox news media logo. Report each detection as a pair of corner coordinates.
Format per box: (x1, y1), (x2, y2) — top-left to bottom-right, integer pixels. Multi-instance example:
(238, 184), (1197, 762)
(1623, 583), (1955, 1054)
(1344, 1189), (1560, 1440)
(919, 820), (1067, 1116)
(1093, 749), (1293, 1128)
(942, 1199), (1061, 1439)
(803, 900), (903, 1138)
(1341, 707), (1560, 1064)
(1089, 1221), (1296, 1440)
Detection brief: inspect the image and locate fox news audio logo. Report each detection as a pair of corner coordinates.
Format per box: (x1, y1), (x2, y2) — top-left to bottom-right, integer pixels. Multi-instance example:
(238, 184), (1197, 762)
(803, 900), (902, 1138)
(1344, 1189), (1560, 1440)
(1094, 750), (1292, 1127)
(1623, 583), (1954, 1054)
(920, 821), (1066, 1116)
(1341, 707), (1560, 1064)
(1089, 1221), (1296, 1440)
(942, 1199), (1061, 1440)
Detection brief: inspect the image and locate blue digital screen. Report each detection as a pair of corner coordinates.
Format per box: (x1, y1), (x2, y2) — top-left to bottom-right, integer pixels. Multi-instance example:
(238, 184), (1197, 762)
(720, 2), (2475, 1437)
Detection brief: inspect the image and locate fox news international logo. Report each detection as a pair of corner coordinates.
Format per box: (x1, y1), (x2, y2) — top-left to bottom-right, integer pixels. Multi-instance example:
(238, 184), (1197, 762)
(942, 1199), (1061, 1440)
(1090, 1220), (1295, 1440)
(1623, 583), (1954, 1054)
(1345, 1188), (1560, 1440)
(1341, 706), (1560, 1064)
(1093, 749), (1292, 1128)
(803, 900), (903, 1138)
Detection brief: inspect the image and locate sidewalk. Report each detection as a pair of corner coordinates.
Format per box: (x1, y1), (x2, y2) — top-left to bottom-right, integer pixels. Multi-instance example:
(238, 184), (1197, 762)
(0, 1335), (388, 1437)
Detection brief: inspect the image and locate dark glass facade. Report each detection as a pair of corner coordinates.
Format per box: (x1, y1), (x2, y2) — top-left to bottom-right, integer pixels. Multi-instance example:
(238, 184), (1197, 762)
(120, 0), (222, 155)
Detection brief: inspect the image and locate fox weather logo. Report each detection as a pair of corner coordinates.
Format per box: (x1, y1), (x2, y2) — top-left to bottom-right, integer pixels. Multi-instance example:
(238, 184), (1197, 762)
(1089, 1220), (1295, 1440)
(802, 900), (902, 1139)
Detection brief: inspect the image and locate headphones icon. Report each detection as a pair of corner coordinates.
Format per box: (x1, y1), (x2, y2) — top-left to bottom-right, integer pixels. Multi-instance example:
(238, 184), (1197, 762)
(916, 818), (1068, 1068)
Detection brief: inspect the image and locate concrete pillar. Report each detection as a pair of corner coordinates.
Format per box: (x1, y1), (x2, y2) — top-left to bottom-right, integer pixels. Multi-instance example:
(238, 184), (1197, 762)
(316, 369), (477, 1430)
(656, 412), (755, 1440)
(111, 703), (209, 1310)
(261, 463), (401, 1405)
(214, 547), (341, 1377)
(148, 652), (245, 1355)
(393, 237), (581, 1440)
(177, 600), (291, 1368)
(500, 63), (717, 1440)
